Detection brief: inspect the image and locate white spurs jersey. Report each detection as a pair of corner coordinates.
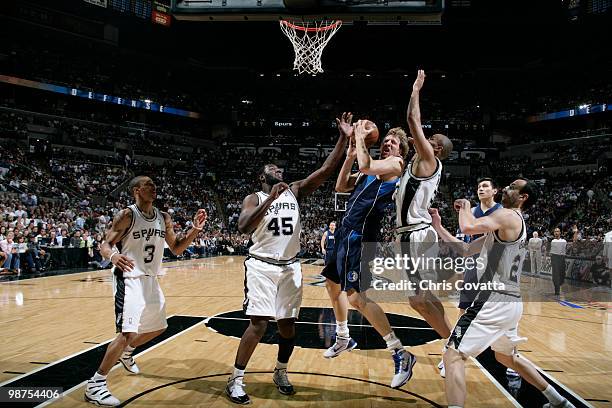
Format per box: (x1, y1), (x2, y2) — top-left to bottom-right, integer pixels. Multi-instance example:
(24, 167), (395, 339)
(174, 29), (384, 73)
(115, 204), (166, 278)
(395, 158), (442, 229)
(249, 189), (301, 263)
(476, 210), (527, 296)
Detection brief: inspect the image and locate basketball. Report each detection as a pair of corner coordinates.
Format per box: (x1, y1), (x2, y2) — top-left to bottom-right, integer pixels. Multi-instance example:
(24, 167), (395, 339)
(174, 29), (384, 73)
(363, 120), (380, 147)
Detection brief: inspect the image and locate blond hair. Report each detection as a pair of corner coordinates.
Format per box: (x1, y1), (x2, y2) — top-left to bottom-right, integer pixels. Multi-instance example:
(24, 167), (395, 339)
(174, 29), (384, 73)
(385, 127), (409, 158)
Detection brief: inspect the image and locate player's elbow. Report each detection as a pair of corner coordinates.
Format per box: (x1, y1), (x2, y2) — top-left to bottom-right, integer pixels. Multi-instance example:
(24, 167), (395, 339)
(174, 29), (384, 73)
(237, 220), (252, 235)
(461, 225), (478, 235)
(358, 163), (373, 174)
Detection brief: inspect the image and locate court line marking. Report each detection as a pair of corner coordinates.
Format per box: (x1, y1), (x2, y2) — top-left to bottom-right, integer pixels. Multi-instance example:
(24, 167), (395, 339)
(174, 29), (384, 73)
(35, 315), (208, 408)
(470, 357), (522, 407)
(0, 312), (171, 388)
(529, 360), (595, 408)
(118, 370), (444, 407)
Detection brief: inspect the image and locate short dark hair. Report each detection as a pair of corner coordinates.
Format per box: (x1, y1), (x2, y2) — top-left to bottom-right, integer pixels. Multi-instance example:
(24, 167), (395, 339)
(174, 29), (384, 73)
(260, 163), (276, 176)
(518, 178), (538, 210)
(477, 177), (497, 189)
(128, 176), (148, 197)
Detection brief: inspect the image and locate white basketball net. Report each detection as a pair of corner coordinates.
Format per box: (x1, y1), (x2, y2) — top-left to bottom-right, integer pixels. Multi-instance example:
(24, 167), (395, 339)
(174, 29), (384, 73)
(279, 20), (342, 75)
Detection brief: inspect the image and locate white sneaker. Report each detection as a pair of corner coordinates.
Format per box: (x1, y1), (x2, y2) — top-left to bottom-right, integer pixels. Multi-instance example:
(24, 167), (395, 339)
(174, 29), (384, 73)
(438, 359), (445, 378)
(323, 336), (357, 358)
(543, 401), (576, 408)
(226, 376), (250, 404)
(85, 377), (120, 406)
(119, 350), (140, 374)
(390, 350), (417, 388)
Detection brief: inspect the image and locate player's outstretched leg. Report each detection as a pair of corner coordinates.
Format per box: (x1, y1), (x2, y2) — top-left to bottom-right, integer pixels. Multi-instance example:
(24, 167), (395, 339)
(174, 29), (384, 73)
(347, 291), (416, 388)
(227, 316), (269, 404)
(494, 352), (576, 408)
(323, 279), (357, 358)
(117, 328), (165, 374)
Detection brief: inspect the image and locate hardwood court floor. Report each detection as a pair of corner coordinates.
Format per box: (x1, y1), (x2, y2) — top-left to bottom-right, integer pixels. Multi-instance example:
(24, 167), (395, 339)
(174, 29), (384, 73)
(1, 256), (610, 407)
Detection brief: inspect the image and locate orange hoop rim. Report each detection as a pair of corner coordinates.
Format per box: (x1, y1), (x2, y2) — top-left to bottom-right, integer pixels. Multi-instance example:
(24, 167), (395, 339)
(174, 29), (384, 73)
(280, 19), (342, 32)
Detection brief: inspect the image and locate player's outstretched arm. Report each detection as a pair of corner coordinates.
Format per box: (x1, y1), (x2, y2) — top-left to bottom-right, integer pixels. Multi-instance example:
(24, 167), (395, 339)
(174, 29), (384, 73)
(163, 209), (207, 255)
(407, 70), (436, 164)
(354, 120), (403, 177)
(238, 183), (289, 234)
(291, 113), (350, 199)
(455, 199), (520, 237)
(430, 208), (484, 257)
(336, 140), (359, 192)
(100, 208), (135, 271)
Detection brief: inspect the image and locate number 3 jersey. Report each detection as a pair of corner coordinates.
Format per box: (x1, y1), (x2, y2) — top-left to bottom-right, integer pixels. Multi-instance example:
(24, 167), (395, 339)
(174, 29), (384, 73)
(115, 204), (166, 278)
(249, 189), (301, 263)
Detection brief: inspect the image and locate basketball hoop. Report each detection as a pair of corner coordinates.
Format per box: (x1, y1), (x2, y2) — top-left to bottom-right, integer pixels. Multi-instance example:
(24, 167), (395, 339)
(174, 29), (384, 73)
(279, 19), (342, 75)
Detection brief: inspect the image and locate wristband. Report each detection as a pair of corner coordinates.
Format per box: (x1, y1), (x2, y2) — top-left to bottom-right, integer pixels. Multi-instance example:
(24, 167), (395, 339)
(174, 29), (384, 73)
(109, 250), (120, 262)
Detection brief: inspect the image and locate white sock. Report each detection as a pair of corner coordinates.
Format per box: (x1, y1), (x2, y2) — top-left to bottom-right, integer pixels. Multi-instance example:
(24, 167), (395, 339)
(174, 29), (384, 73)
(92, 371), (106, 381)
(275, 361), (288, 370)
(449, 405), (463, 408)
(383, 331), (403, 352)
(231, 367), (245, 380)
(123, 345), (135, 356)
(336, 320), (349, 338)
(542, 385), (565, 405)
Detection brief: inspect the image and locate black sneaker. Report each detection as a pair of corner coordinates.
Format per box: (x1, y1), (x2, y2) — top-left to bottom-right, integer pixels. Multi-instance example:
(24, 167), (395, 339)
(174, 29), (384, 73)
(226, 376), (250, 404)
(273, 368), (296, 395)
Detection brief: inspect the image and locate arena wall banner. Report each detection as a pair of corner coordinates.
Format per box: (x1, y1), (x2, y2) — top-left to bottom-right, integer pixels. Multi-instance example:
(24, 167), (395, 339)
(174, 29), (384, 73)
(0, 75), (200, 119)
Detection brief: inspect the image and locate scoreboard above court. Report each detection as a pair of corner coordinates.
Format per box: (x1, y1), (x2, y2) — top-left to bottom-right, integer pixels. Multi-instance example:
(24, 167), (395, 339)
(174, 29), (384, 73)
(171, 0), (444, 24)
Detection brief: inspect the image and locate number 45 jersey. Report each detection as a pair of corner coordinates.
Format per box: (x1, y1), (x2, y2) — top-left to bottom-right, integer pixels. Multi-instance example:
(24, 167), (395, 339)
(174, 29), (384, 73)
(249, 189), (301, 263)
(115, 204), (166, 278)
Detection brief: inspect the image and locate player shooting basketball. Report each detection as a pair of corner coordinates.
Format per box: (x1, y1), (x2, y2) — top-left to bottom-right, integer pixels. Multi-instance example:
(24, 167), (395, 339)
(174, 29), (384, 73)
(321, 115), (418, 389)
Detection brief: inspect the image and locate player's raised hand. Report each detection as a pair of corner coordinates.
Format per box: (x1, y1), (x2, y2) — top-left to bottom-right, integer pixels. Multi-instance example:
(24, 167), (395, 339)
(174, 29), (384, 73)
(412, 69), (426, 92)
(336, 112), (354, 138)
(110, 253), (135, 272)
(453, 199), (470, 212)
(270, 182), (289, 199)
(193, 209), (207, 230)
(428, 208), (442, 229)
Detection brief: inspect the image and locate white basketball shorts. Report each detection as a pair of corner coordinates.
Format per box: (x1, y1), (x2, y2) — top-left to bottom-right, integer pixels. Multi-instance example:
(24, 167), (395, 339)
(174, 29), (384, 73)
(243, 257), (303, 320)
(114, 274), (168, 333)
(447, 291), (526, 357)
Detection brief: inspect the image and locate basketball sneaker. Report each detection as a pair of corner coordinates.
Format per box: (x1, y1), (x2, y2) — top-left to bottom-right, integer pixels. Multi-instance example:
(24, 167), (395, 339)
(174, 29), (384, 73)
(323, 336), (357, 358)
(273, 368), (296, 395)
(119, 349), (140, 374)
(543, 401), (576, 408)
(390, 349), (417, 388)
(226, 376), (250, 404)
(84, 377), (120, 406)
